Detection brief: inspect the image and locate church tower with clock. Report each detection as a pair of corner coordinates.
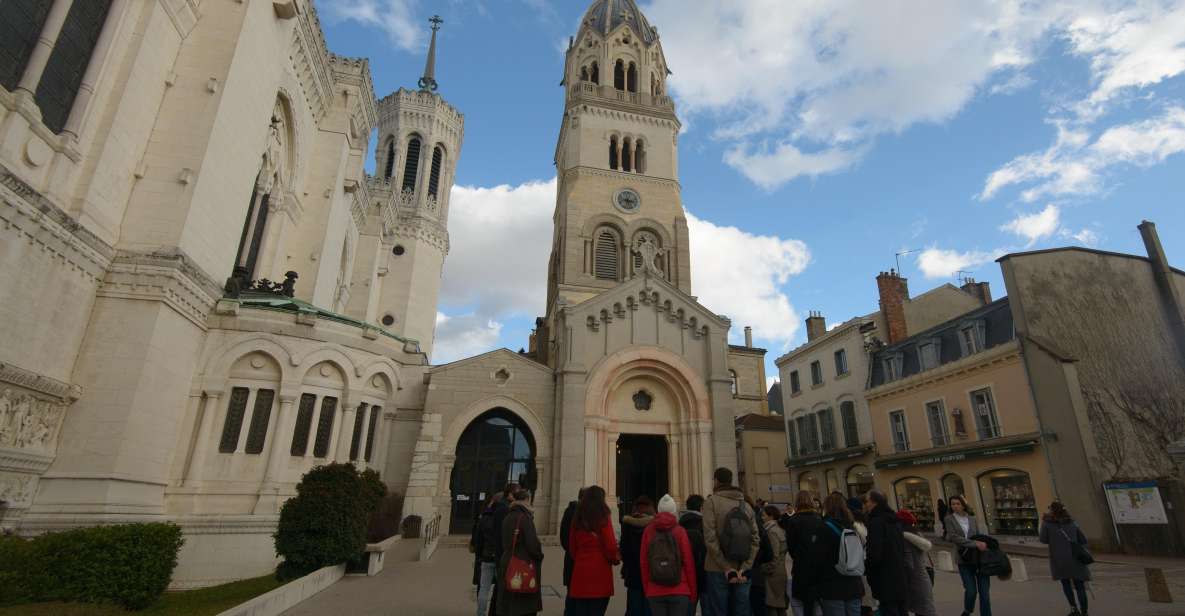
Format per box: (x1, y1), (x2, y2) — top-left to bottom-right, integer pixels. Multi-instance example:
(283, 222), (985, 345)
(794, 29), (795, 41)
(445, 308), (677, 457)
(543, 0), (692, 341)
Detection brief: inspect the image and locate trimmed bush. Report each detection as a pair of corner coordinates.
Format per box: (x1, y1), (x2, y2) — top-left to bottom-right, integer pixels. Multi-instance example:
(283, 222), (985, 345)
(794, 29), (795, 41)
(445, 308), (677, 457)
(0, 523), (184, 610)
(274, 463), (386, 581)
(366, 492), (405, 543)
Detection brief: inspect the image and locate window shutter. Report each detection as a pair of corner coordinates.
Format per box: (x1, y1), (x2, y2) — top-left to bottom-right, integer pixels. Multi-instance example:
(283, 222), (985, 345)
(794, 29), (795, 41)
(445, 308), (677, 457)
(594, 231), (618, 280)
(0, 0), (53, 91)
(290, 393), (316, 456)
(313, 396), (338, 458)
(428, 146), (444, 197)
(841, 401), (859, 448)
(244, 389), (275, 454)
(349, 404), (366, 461)
(401, 137), (422, 192)
(218, 387), (250, 453)
(34, 0), (113, 133)
(787, 420), (799, 458)
(365, 406), (382, 462)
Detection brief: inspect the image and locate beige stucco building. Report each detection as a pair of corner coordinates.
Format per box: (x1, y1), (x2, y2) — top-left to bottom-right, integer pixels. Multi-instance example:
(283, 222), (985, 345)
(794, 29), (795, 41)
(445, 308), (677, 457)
(0, 0), (768, 587)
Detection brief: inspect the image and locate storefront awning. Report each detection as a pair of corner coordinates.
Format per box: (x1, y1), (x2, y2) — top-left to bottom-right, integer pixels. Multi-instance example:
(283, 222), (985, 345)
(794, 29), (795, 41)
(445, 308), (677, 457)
(875, 433), (1040, 469)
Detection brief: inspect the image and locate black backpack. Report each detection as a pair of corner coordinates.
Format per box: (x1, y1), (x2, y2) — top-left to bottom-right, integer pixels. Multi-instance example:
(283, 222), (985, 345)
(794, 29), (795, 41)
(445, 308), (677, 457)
(647, 529), (682, 586)
(718, 502), (755, 563)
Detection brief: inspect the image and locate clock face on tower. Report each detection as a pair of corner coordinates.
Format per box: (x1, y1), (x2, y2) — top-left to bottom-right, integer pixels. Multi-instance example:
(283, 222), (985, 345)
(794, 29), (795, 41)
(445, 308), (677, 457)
(614, 188), (641, 213)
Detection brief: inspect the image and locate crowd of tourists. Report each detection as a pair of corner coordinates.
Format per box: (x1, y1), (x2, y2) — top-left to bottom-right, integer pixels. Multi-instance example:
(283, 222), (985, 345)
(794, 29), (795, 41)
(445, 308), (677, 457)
(470, 468), (1094, 616)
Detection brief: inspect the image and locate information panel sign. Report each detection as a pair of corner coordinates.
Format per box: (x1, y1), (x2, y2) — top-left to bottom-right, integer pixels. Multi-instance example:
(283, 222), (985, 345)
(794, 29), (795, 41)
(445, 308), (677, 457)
(1103, 481), (1168, 525)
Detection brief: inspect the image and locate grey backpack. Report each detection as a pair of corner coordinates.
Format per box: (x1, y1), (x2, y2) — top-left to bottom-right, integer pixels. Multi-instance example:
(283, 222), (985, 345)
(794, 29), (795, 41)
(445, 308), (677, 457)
(718, 503), (755, 563)
(826, 520), (865, 576)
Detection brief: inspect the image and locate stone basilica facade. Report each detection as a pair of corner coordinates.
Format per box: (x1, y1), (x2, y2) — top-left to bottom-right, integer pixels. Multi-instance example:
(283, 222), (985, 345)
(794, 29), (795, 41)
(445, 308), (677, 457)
(0, 0), (765, 587)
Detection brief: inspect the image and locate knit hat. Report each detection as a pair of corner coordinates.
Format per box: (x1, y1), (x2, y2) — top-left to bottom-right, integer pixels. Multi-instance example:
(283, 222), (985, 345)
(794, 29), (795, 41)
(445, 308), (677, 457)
(896, 509), (917, 526)
(658, 494), (678, 514)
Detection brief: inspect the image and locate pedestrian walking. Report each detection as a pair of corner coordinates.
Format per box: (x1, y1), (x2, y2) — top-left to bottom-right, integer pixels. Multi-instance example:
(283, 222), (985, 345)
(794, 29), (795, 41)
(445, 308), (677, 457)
(641, 494), (698, 616)
(749, 496), (769, 616)
(471, 493), (502, 616)
(895, 509), (936, 616)
(1039, 501), (1092, 616)
(679, 495), (708, 616)
(702, 467), (760, 616)
(567, 486), (619, 616)
(760, 505), (789, 616)
(488, 483), (517, 616)
(622, 496), (657, 616)
(862, 491), (908, 616)
(784, 491), (824, 616)
(497, 488), (543, 616)
(561, 488), (585, 595)
(845, 497), (873, 616)
(944, 495), (992, 616)
(817, 493), (864, 616)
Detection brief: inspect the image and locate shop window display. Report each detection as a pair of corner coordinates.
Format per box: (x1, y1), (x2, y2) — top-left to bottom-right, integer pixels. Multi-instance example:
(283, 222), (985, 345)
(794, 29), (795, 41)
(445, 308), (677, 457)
(893, 477), (935, 532)
(942, 473), (965, 501)
(799, 471), (820, 498)
(826, 469), (840, 494)
(846, 465), (874, 498)
(977, 469), (1038, 535)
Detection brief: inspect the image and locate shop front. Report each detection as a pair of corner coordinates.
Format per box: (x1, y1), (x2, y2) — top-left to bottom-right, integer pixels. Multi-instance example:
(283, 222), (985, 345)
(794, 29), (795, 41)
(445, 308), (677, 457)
(789, 444), (875, 502)
(875, 434), (1052, 538)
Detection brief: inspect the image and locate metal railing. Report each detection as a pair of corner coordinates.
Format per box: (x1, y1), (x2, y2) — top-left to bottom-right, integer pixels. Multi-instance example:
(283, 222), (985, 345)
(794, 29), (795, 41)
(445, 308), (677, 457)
(419, 511), (442, 562)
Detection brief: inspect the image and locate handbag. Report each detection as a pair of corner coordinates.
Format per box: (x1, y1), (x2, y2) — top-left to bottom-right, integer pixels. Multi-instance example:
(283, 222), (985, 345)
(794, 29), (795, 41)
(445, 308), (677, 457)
(1059, 528), (1094, 565)
(504, 515), (538, 594)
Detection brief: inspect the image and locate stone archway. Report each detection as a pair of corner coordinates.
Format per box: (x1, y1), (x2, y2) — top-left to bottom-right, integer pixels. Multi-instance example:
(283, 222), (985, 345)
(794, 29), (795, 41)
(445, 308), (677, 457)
(446, 408), (537, 534)
(583, 346), (713, 512)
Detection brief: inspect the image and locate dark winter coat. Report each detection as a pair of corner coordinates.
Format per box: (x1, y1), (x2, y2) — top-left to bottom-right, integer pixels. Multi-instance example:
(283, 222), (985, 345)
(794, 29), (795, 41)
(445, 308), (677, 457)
(491, 498), (511, 559)
(1040, 518), (1092, 581)
(816, 517), (865, 601)
(559, 500), (578, 587)
(471, 502), (498, 585)
(864, 503), (909, 602)
(943, 512), (983, 566)
(496, 503), (544, 616)
(620, 513), (654, 588)
(678, 510), (707, 595)
(783, 510), (824, 602)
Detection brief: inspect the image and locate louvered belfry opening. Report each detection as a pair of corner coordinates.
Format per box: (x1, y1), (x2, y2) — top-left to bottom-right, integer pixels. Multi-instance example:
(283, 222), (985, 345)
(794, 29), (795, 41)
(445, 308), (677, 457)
(35, 0), (114, 133)
(627, 62), (638, 93)
(590, 61), (600, 85)
(595, 230), (619, 280)
(402, 136), (422, 192)
(614, 60), (625, 90)
(428, 145), (444, 197)
(609, 136), (619, 170)
(383, 140), (396, 180)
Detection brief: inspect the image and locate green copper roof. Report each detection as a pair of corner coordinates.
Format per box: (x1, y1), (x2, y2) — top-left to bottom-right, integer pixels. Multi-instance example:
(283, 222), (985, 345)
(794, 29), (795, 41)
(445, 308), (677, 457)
(235, 292), (420, 349)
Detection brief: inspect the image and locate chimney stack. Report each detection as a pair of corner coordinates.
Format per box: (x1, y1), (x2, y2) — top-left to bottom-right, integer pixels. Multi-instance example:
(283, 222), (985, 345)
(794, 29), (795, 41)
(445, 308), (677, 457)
(960, 278), (993, 305)
(877, 269), (910, 344)
(1139, 221), (1185, 353)
(744, 326), (753, 348)
(805, 311), (827, 342)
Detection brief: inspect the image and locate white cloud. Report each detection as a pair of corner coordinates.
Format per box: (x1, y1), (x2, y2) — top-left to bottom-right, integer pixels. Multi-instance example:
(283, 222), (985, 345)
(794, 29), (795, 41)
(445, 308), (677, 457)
(723, 143), (867, 191)
(1062, 227), (1102, 247)
(1000, 204), (1061, 245)
(686, 212), (810, 346)
(433, 312), (502, 364)
(318, 0), (423, 51)
(981, 107), (1185, 201)
(916, 247), (1008, 279)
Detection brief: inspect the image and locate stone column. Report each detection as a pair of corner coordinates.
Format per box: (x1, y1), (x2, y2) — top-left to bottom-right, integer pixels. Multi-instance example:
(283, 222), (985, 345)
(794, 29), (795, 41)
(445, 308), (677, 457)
(16, 0), (73, 96)
(606, 432), (619, 513)
(667, 434), (681, 503)
(262, 395), (297, 483)
(184, 392), (221, 486)
(61, 0), (127, 139)
(633, 140), (642, 174)
(698, 425), (713, 494)
(584, 425), (599, 486)
(332, 399), (356, 462)
(616, 140), (624, 172)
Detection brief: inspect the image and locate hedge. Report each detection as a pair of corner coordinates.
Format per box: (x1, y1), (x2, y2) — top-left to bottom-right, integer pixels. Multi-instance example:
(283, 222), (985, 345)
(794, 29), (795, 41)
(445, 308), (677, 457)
(274, 463), (386, 581)
(0, 523), (184, 610)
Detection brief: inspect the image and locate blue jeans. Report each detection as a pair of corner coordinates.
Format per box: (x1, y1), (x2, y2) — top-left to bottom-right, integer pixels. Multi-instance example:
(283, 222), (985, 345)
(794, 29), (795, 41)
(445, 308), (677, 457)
(704, 571), (751, 616)
(818, 599), (860, 616)
(627, 586), (653, 616)
(476, 562), (495, 616)
(958, 564), (992, 616)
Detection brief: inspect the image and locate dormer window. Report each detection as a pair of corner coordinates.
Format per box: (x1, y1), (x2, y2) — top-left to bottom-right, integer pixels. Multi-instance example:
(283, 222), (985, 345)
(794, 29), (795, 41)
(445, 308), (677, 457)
(882, 352), (904, 382)
(918, 339), (941, 371)
(958, 320), (986, 357)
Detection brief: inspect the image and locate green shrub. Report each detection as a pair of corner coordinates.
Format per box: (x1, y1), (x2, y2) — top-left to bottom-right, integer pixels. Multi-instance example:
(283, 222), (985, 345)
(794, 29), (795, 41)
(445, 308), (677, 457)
(0, 523), (184, 610)
(366, 492), (405, 543)
(274, 463), (386, 581)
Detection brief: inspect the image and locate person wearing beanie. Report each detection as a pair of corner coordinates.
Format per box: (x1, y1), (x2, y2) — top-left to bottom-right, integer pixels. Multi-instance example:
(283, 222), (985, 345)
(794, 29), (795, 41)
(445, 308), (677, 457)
(897, 509), (937, 616)
(641, 494), (698, 616)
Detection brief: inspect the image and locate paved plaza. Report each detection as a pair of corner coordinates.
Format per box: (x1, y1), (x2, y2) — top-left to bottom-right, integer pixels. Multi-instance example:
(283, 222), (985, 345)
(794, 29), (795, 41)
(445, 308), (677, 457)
(283, 540), (1185, 616)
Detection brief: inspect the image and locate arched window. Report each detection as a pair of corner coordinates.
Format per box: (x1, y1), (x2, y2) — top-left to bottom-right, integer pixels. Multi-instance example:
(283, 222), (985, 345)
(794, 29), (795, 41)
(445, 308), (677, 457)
(614, 60), (625, 90)
(729, 370), (738, 396)
(448, 409), (536, 534)
(401, 136), (422, 192)
(893, 476), (935, 531)
(0, 1), (53, 91)
(428, 144), (444, 198)
(621, 137), (633, 172)
(217, 353), (280, 456)
(580, 66), (589, 81)
(627, 62), (638, 93)
(846, 464), (874, 498)
(590, 61), (600, 85)
(977, 468), (1038, 535)
(33, 0), (115, 133)
(942, 473), (965, 501)
(383, 140), (396, 181)
(609, 136), (619, 170)
(635, 139), (646, 174)
(594, 228), (619, 280)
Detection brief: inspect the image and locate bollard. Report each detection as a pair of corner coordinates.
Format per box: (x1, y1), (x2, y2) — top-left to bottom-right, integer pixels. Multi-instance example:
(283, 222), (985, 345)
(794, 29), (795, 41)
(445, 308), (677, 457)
(1147, 567), (1174, 603)
(1008, 557), (1028, 582)
(935, 549), (956, 572)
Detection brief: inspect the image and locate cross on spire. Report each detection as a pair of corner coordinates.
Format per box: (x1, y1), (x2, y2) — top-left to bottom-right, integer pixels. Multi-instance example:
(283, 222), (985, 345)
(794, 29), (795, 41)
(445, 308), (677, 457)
(418, 15), (443, 92)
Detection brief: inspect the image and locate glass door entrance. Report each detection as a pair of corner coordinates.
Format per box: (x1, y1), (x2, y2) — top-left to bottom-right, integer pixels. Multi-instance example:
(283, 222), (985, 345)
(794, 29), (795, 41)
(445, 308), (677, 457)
(615, 434), (668, 519)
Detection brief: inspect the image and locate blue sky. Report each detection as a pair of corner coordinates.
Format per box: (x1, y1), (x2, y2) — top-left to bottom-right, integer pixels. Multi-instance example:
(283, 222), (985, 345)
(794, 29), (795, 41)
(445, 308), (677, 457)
(317, 0), (1185, 383)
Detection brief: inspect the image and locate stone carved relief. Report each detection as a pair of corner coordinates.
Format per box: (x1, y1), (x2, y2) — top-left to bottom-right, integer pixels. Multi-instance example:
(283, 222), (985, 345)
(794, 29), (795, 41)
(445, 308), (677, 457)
(0, 472), (34, 506)
(0, 389), (65, 453)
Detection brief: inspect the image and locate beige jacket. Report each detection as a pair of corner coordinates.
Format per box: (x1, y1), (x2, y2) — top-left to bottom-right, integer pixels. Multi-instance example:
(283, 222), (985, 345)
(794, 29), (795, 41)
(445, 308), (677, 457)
(701, 486), (760, 573)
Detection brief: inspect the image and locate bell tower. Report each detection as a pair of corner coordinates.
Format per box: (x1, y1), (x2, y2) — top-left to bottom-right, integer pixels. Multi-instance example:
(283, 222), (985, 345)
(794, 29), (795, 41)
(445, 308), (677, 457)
(372, 16), (464, 357)
(544, 0), (690, 331)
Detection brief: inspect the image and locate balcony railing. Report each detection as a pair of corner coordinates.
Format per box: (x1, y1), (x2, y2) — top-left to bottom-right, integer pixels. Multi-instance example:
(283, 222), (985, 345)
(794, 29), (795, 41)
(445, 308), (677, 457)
(567, 82), (675, 111)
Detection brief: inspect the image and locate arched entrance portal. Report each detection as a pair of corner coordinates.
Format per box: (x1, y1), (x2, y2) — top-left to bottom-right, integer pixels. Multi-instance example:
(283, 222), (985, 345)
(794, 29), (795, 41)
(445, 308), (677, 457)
(448, 408), (537, 534)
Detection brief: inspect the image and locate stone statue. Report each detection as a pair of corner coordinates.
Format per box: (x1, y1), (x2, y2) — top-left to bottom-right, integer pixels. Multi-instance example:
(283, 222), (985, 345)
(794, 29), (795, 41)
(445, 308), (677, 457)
(633, 236), (664, 275)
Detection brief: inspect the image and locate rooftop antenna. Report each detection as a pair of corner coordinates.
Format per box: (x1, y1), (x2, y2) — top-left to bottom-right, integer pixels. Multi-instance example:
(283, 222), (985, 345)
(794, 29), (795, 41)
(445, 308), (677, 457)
(955, 270), (972, 285)
(895, 249), (921, 275)
(418, 15), (443, 92)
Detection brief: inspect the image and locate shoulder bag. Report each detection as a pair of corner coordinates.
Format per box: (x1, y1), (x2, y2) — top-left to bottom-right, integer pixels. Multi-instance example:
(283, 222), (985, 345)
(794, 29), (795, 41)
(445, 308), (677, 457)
(1059, 527), (1094, 565)
(504, 515), (539, 594)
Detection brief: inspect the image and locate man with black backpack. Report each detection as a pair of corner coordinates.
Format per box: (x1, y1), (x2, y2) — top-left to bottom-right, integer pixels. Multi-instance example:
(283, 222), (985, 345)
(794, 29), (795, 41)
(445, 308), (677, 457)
(471, 493), (501, 616)
(702, 467), (760, 616)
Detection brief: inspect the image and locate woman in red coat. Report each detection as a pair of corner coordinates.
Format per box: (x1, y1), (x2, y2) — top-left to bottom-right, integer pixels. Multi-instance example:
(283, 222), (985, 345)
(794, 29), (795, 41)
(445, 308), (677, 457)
(640, 494), (698, 615)
(567, 485), (620, 616)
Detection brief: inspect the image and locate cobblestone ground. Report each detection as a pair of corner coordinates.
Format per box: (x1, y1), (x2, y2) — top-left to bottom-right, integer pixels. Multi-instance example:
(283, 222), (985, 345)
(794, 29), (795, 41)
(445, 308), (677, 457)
(283, 541), (1185, 616)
